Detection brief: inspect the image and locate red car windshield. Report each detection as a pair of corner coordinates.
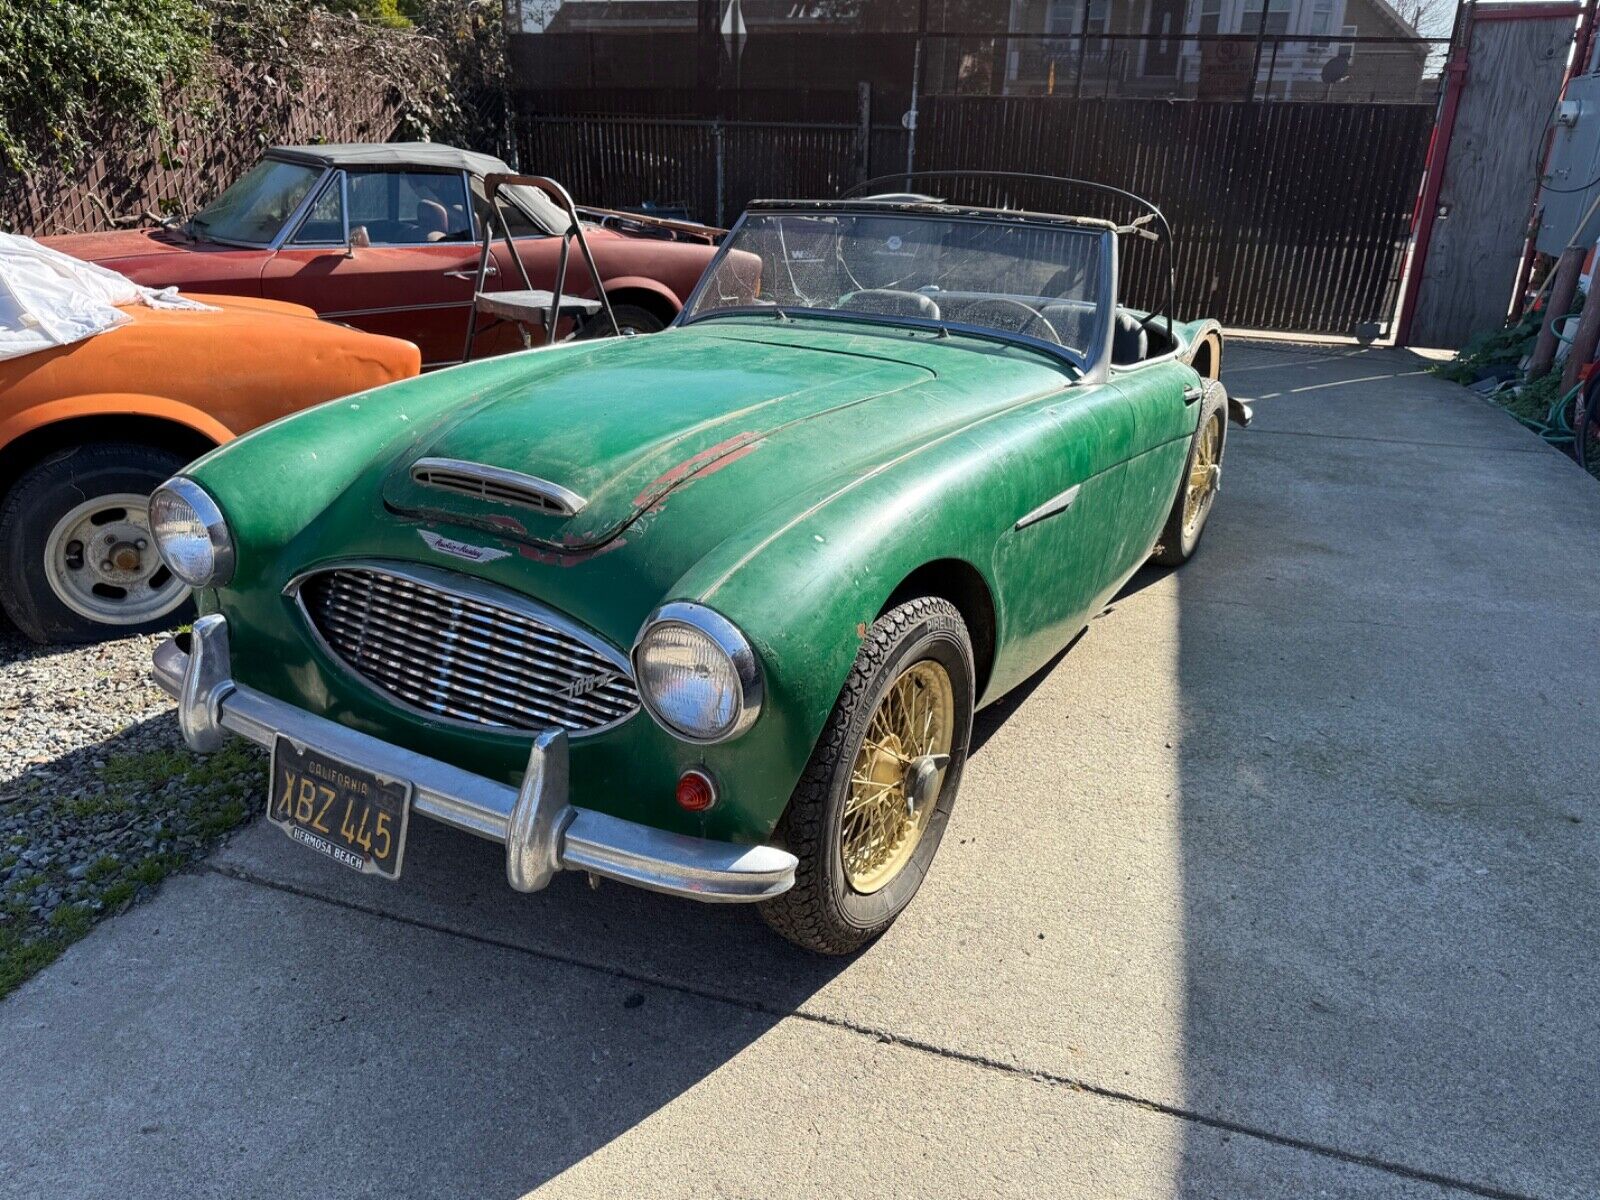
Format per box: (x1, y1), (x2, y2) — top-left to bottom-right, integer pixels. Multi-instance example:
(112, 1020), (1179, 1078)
(190, 159), (323, 246)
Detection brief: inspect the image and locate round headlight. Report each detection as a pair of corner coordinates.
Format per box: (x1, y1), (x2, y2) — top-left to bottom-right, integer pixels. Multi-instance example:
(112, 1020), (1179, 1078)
(633, 602), (763, 743)
(149, 478), (234, 589)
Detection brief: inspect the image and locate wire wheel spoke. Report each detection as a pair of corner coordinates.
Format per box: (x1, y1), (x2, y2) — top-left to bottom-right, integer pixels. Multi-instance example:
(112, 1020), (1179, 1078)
(838, 659), (955, 894)
(1183, 413), (1222, 536)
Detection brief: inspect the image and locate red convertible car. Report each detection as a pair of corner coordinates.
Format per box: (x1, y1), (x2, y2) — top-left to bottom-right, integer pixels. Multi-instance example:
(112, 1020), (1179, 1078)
(44, 144), (722, 367)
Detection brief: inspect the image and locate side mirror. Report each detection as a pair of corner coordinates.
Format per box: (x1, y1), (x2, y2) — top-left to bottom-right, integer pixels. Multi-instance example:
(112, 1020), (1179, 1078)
(345, 225), (371, 257)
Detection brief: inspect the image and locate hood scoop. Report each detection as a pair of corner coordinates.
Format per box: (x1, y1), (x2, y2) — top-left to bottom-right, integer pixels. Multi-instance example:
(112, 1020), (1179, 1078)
(410, 457), (587, 518)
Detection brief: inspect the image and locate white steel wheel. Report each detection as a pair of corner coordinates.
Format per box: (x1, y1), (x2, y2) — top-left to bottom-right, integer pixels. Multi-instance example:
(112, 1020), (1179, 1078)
(42, 493), (187, 626)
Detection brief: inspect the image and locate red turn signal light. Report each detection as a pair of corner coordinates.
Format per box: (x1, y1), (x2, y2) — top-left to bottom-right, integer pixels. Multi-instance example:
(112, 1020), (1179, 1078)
(676, 768), (717, 813)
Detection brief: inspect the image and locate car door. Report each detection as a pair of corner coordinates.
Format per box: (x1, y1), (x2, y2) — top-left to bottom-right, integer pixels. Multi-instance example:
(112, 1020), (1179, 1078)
(1105, 355), (1205, 577)
(991, 383), (1143, 672)
(261, 168), (481, 367)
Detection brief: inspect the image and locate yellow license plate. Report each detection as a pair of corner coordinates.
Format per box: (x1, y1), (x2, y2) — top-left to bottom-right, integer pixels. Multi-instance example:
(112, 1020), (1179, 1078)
(267, 736), (412, 880)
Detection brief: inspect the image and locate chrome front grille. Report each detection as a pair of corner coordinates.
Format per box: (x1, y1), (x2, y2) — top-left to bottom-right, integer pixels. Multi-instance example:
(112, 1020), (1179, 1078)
(297, 565), (639, 735)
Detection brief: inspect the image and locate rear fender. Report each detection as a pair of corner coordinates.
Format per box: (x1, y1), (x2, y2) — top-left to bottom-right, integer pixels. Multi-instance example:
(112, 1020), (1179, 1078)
(602, 276), (683, 314)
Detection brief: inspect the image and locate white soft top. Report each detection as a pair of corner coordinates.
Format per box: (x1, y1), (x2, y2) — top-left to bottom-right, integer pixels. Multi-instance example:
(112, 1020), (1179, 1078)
(0, 234), (215, 363)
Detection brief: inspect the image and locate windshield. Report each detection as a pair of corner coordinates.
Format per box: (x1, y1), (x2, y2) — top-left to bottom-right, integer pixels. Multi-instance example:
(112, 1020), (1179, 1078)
(190, 159), (324, 245)
(684, 210), (1108, 366)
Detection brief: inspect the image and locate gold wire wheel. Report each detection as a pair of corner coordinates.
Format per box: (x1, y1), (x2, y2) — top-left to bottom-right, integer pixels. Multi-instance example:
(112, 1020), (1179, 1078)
(1182, 411), (1223, 538)
(839, 659), (955, 894)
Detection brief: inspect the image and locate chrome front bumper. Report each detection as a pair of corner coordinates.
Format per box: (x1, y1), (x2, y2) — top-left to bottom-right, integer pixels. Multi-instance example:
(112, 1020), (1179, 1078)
(152, 614), (796, 903)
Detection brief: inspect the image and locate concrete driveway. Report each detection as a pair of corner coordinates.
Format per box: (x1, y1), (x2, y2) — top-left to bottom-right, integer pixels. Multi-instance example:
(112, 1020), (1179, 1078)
(3, 343), (1598, 1200)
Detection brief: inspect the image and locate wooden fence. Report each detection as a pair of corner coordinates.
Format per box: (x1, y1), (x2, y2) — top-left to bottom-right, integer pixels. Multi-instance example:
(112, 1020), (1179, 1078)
(0, 62), (401, 239)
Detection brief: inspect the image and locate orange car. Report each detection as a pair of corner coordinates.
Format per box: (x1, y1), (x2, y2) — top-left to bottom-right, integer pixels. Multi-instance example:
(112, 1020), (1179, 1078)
(0, 294), (418, 642)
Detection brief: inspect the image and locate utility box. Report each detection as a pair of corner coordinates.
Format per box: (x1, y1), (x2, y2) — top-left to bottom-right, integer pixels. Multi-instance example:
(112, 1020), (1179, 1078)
(1538, 72), (1600, 255)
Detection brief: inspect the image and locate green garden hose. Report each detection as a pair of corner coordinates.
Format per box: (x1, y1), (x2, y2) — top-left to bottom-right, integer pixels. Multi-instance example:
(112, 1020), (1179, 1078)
(1503, 309), (1583, 445)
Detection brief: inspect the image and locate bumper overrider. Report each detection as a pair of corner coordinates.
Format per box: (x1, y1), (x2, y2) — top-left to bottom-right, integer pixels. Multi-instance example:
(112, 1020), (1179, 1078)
(151, 614), (798, 902)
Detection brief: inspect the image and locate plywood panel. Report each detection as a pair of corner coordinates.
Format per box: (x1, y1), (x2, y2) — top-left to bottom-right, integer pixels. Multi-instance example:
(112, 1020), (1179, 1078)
(1410, 14), (1573, 349)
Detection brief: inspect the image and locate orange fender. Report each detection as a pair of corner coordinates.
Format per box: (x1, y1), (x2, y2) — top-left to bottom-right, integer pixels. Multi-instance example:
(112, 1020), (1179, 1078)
(0, 394), (238, 458)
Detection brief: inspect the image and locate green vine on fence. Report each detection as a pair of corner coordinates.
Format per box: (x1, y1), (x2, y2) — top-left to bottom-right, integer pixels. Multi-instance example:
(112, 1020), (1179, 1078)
(0, 0), (461, 176)
(0, 0), (212, 173)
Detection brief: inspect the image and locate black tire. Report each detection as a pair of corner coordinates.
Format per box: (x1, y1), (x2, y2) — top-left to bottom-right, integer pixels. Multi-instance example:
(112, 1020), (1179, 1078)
(0, 442), (194, 644)
(760, 597), (975, 955)
(580, 302), (667, 339)
(1151, 380), (1228, 567)
(1577, 378), (1600, 480)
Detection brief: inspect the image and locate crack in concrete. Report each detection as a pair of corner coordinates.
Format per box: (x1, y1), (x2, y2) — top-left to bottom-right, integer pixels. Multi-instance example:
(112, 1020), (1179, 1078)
(203, 861), (1544, 1200)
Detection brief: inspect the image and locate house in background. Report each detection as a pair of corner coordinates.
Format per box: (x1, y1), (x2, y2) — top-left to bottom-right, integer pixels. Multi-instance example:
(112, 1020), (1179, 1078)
(504, 0), (1430, 102)
(1001, 0), (1431, 101)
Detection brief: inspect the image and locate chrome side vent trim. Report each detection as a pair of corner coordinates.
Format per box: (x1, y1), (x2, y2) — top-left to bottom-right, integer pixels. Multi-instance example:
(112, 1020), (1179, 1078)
(410, 457), (587, 518)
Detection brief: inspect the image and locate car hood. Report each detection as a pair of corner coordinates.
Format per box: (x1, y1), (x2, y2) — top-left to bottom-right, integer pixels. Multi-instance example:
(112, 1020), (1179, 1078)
(40, 227), (193, 265)
(382, 328), (938, 550)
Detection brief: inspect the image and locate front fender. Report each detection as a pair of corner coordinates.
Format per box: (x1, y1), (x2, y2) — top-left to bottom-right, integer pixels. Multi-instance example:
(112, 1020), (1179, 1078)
(0, 394), (237, 457)
(665, 424), (1046, 836)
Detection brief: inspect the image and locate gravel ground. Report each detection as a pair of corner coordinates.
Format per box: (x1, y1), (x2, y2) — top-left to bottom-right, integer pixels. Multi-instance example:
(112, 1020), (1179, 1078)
(0, 627), (261, 997)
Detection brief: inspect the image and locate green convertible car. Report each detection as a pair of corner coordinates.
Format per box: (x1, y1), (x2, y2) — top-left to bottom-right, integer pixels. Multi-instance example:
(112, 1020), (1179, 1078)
(149, 173), (1246, 953)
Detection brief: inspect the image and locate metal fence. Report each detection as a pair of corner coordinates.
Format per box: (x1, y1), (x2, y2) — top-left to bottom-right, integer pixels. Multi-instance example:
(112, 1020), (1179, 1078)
(920, 95), (1434, 332)
(518, 90), (1433, 333)
(521, 110), (907, 227)
(509, 13), (1451, 335)
(510, 27), (1450, 108)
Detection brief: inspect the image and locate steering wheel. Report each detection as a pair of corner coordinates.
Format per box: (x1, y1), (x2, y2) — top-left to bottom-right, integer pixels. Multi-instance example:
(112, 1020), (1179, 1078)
(957, 297), (1062, 345)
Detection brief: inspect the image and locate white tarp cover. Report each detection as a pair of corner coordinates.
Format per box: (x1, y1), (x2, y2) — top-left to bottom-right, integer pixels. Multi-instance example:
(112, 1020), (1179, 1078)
(0, 233), (216, 363)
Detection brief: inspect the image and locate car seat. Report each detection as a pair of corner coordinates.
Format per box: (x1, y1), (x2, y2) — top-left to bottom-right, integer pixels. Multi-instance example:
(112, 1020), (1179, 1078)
(1111, 309), (1148, 365)
(416, 200), (450, 242)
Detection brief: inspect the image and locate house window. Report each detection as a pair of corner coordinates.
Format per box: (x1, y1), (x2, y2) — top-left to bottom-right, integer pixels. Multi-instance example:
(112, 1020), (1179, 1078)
(1043, 0), (1109, 49)
(1309, 0), (1334, 45)
(1240, 0), (1290, 35)
(1195, 0), (1222, 35)
(1044, 0), (1077, 33)
(1086, 0), (1109, 51)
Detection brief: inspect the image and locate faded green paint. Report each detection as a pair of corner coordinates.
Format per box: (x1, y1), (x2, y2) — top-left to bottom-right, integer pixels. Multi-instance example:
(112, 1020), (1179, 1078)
(184, 312), (1206, 845)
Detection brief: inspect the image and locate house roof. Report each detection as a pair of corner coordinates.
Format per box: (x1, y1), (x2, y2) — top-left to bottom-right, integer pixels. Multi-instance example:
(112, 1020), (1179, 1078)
(1346, 0), (1425, 39)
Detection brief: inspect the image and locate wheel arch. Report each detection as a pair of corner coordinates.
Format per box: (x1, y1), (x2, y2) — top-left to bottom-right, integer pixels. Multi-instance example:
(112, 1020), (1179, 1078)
(878, 558), (998, 700)
(0, 398), (232, 505)
(1182, 321), (1224, 381)
(602, 277), (682, 326)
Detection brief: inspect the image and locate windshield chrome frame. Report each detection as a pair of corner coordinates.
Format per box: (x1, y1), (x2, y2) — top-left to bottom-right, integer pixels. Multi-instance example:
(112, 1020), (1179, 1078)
(676, 206), (1113, 379)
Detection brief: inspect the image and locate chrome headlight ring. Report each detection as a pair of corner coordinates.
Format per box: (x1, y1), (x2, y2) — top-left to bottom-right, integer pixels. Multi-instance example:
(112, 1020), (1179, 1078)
(149, 477), (235, 590)
(631, 601), (763, 744)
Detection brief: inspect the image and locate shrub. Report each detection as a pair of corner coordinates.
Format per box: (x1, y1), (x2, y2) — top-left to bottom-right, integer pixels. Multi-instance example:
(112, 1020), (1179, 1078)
(0, 0), (211, 173)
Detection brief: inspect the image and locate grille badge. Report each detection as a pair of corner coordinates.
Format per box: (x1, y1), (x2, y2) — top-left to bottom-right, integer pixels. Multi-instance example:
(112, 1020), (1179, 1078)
(561, 670), (619, 699)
